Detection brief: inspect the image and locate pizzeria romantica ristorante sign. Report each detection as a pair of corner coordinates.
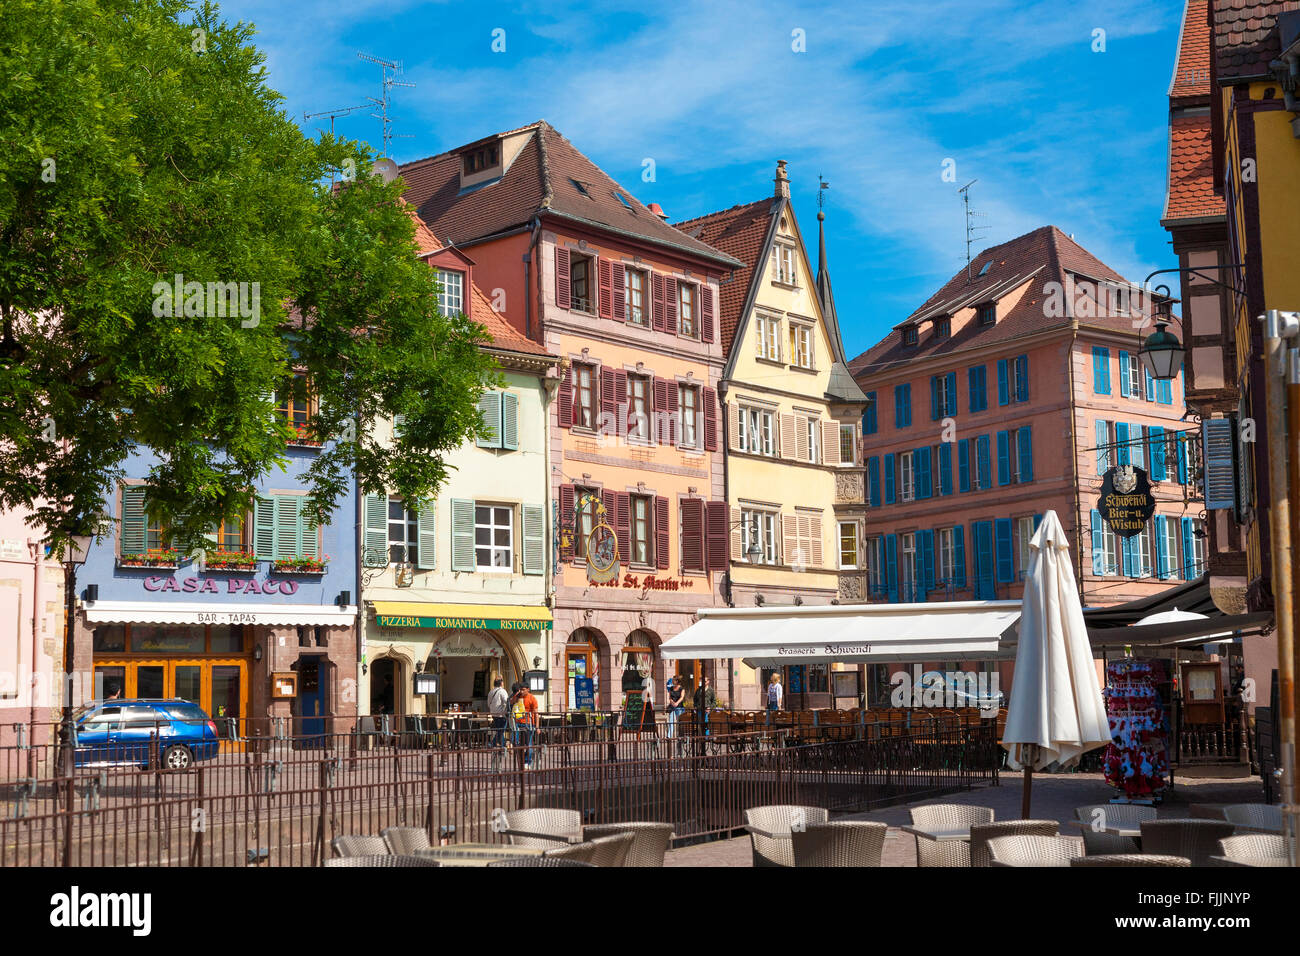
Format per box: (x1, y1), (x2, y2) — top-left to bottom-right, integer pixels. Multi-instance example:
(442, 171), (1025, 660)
(375, 615), (553, 631)
(1100, 465), (1156, 538)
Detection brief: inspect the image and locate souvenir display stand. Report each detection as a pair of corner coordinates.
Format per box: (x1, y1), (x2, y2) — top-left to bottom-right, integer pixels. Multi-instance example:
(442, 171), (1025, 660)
(1102, 658), (1171, 804)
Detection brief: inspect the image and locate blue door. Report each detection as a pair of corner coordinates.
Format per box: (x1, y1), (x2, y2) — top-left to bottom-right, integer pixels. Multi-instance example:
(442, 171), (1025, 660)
(298, 657), (327, 742)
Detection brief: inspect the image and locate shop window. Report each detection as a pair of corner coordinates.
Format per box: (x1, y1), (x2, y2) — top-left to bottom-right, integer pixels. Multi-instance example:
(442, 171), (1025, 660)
(210, 626), (244, 654)
(92, 625), (126, 654)
(130, 625), (206, 655)
(807, 664), (829, 694)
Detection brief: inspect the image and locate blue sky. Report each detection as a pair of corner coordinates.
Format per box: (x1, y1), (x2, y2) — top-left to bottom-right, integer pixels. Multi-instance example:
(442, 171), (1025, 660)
(215, 0), (1184, 358)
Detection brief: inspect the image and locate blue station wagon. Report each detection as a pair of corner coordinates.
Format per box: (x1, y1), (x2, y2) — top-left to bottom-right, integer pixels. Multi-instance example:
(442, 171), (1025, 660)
(73, 699), (220, 770)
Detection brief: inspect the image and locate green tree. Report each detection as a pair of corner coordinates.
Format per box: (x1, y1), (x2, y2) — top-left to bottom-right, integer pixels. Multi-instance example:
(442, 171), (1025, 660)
(0, 0), (497, 549)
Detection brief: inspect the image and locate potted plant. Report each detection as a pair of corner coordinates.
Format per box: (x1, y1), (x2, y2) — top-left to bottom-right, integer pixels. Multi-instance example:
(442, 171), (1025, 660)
(118, 548), (181, 568)
(287, 422), (323, 447)
(272, 554), (329, 574)
(205, 549), (259, 572)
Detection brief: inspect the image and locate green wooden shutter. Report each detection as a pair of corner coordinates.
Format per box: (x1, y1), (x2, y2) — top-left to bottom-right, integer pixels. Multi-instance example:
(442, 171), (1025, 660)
(451, 499), (475, 571)
(501, 392), (519, 451)
(522, 504), (544, 575)
(253, 496), (276, 560)
(417, 501), (437, 570)
(363, 494), (387, 567)
(298, 502), (319, 559)
(120, 486), (148, 555)
(477, 392), (502, 448)
(275, 496), (300, 559)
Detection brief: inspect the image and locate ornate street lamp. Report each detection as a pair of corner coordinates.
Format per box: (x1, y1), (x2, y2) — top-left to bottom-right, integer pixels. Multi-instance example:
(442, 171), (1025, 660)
(1138, 292), (1185, 382)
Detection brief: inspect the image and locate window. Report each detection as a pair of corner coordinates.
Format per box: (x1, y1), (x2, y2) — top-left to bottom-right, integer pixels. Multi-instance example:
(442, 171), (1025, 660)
(741, 509), (778, 565)
(614, 191), (633, 209)
(1136, 529), (1152, 578)
(388, 497), (419, 565)
(569, 177), (590, 197)
(934, 316), (951, 339)
(1092, 347), (1111, 395)
(978, 303), (996, 326)
(756, 315), (781, 361)
(894, 383), (912, 428)
(625, 268), (648, 325)
(631, 495), (652, 566)
(474, 505), (513, 571)
(839, 424), (857, 465)
(789, 324), (812, 369)
(1188, 519), (1206, 578)
(678, 283), (697, 338)
(1015, 516), (1034, 579)
(863, 393), (878, 435)
(902, 325), (918, 346)
(435, 269), (464, 316)
(977, 260), (992, 277)
(572, 487), (600, 561)
(936, 528), (955, 585)
(570, 255), (593, 313)
(968, 366), (988, 412)
(213, 517), (248, 554)
(772, 243), (797, 284)
(1127, 352), (1144, 400)
(900, 533), (917, 600)
(933, 373), (956, 418)
(838, 522), (859, 569)
(679, 384), (699, 447)
(738, 406), (775, 456)
(1162, 517), (1181, 580)
(574, 362), (596, 429)
(1099, 520), (1118, 576)
(275, 372), (313, 439)
(899, 451), (915, 502)
(804, 416), (820, 464)
(626, 374), (650, 440)
(146, 513), (170, 553)
(866, 537), (886, 597)
(462, 144), (498, 175)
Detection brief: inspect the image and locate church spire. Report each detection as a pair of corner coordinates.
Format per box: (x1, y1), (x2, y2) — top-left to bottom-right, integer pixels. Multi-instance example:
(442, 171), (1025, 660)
(815, 177), (838, 342)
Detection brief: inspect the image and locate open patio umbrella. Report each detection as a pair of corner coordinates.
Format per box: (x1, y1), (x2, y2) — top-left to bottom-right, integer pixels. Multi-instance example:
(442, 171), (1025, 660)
(1002, 510), (1110, 817)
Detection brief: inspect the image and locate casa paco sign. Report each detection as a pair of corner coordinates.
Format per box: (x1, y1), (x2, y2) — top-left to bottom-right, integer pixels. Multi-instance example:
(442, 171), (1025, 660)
(142, 575), (302, 595)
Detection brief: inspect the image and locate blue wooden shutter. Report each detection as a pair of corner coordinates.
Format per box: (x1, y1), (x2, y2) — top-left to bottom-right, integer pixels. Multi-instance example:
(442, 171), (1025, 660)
(945, 372), (957, 415)
(958, 439), (971, 492)
(868, 457), (881, 507)
(1118, 351), (1131, 397)
(120, 486), (148, 555)
(477, 391), (502, 448)
(916, 446), (932, 498)
(885, 534), (898, 602)
(363, 494), (387, 567)
(930, 376), (940, 421)
(1144, 368), (1155, 403)
(1121, 535), (1134, 577)
(968, 367), (978, 411)
(417, 501), (437, 570)
(864, 394), (877, 434)
(1096, 419), (1109, 474)
(939, 443), (953, 495)
(996, 430), (1011, 486)
(901, 384), (911, 427)
(1157, 376), (1172, 404)
(451, 499), (476, 571)
(976, 435), (991, 489)
(1116, 422), (1130, 465)
(884, 454), (896, 504)
(1089, 509), (1105, 575)
(1014, 355), (1029, 402)
(919, 530), (935, 595)
(1181, 518), (1196, 579)
(501, 392), (519, 451)
(1154, 515), (1169, 579)
(1092, 347), (1110, 394)
(994, 518), (1013, 583)
(522, 504), (545, 575)
(973, 522), (994, 598)
(1149, 426), (1166, 480)
(997, 359), (1009, 405)
(254, 496), (276, 560)
(953, 525), (966, 588)
(1201, 419), (1233, 507)
(1017, 426), (1033, 482)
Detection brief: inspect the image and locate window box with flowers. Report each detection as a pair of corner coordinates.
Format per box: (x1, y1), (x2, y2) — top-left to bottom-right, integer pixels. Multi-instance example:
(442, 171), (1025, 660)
(204, 550), (259, 572)
(271, 555), (329, 575)
(287, 423), (323, 448)
(118, 549), (181, 569)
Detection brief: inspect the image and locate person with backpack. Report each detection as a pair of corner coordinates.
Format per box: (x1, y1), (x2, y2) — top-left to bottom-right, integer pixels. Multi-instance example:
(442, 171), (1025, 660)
(509, 681), (539, 767)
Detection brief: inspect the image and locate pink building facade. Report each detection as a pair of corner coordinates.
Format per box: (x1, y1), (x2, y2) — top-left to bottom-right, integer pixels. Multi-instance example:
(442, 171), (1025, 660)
(0, 509), (63, 750)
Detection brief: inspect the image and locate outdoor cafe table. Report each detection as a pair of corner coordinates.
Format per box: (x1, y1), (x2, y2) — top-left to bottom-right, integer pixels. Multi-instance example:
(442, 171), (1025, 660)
(415, 844), (547, 867)
(900, 825), (972, 842)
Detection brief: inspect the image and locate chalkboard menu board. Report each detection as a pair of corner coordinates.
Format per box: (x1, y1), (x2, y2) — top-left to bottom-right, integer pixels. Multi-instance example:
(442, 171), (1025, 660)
(620, 691), (648, 731)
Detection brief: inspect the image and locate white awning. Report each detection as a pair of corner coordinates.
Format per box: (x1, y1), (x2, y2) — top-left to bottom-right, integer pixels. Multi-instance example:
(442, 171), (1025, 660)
(661, 601), (1022, 666)
(83, 601), (357, 627)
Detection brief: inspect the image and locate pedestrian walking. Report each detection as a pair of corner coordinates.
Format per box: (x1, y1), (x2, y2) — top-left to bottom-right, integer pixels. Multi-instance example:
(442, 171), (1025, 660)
(488, 677), (509, 768)
(666, 676), (686, 739)
(766, 673), (783, 712)
(510, 681), (539, 767)
(692, 675), (715, 754)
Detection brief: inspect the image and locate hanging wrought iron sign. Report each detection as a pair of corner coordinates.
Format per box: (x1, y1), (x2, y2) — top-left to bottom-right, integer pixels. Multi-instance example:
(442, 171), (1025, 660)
(1100, 465), (1156, 538)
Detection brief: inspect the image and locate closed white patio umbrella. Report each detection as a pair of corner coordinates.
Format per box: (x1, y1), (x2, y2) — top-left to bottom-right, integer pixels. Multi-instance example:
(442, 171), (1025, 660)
(1002, 510), (1110, 816)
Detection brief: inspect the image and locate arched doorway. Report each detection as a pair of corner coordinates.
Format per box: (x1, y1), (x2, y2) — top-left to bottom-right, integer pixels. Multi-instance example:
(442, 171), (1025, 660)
(622, 629), (661, 705)
(565, 628), (607, 711)
(369, 656), (404, 716)
(425, 630), (523, 711)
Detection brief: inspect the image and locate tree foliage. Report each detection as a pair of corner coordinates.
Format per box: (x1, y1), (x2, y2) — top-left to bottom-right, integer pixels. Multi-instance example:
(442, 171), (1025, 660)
(0, 0), (497, 549)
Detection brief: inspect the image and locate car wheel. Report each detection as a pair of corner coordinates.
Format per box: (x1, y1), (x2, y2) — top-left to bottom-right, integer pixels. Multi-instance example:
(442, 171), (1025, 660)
(163, 744), (193, 771)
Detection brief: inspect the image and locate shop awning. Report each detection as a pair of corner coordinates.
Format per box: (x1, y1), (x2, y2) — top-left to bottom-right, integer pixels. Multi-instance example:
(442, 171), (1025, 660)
(660, 601), (1023, 666)
(1088, 611), (1273, 648)
(83, 601), (357, 627)
(370, 601), (553, 631)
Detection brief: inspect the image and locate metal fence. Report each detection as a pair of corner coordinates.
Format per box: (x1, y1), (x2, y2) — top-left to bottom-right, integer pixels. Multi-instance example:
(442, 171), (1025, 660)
(0, 719), (998, 866)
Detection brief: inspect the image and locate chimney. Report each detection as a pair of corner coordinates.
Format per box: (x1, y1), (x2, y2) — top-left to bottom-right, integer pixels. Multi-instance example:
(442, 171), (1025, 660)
(774, 160), (790, 198)
(647, 202), (668, 220)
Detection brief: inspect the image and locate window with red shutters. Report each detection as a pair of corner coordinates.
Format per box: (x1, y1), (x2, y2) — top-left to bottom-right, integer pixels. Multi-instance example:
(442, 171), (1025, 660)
(702, 386), (718, 451)
(679, 498), (705, 572)
(555, 247), (571, 309)
(573, 362), (596, 430)
(557, 366), (573, 428)
(653, 377), (675, 445)
(705, 500), (729, 573)
(600, 366), (626, 426)
(665, 276), (679, 334)
(598, 259), (613, 319)
(652, 273), (666, 332)
(655, 496), (670, 570)
(701, 285), (715, 343)
(612, 262), (627, 320)
(559, 484), (575, 561)
(615, 492), (631, 562)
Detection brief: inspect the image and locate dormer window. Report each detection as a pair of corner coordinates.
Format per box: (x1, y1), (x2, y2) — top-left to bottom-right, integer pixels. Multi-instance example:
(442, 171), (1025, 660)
(934, 316), (951, 340)
(570, 178), (590, 197)
(977, 302), (996, 326)
(902, 325), (918, 347)
(436, 269), (465, 317)
(462, 145), (499, 175)
(977, 260), (992, 277)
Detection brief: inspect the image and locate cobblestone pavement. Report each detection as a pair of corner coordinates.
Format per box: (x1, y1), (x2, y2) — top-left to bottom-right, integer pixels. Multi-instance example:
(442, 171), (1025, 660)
(664, 767), (1264, 867)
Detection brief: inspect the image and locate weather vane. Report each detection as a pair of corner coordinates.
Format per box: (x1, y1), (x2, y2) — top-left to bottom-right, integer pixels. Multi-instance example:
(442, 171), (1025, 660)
(817, 176), (830, 210)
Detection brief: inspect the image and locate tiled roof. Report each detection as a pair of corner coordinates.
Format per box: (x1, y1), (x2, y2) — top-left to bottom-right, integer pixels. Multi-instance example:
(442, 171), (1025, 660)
(398, 121), (741, 269)
(672, 198), (776, 355)
(848, 226), (1140, 379)
(1213, 0), (1299, 81)
(1164, 113), (1224, 221)
(1170, 0), (1213, 98)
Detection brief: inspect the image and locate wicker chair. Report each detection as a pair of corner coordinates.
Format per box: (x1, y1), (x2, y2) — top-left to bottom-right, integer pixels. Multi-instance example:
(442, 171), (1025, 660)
(791, 821), (888, 867)
(324, 854), (439, 867)
(504, 808), (582, 848)
(1074, 804), (1156, 856)
(381, 826), (432, 855)
(583, 822), (674, 867)
(1221, 804), (1283, 832)
(332, 834), (390, 858)
(987, 835), (1080, 867)
(909, 804), (995, 867)
(1214, 834), (1289, 866)
(1071, 854), (1190, 867)
(544, 831), (635, 867)
(1140, 820), (1236, 867)
(744, 806), (830, 867)
(969, 821), (1059, 867)
(486, 857), (596, 867)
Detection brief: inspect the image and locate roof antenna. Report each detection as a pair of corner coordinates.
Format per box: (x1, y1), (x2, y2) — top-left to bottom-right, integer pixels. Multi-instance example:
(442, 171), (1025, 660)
(302, 104), (368, 185)
(357, 52), (415, 159)
(958, 180), (989, 283)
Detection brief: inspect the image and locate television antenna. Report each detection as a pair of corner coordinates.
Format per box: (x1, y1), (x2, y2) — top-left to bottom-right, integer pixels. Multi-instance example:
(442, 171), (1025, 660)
(357, 52), (415, 159)
(302, 103), (368, 139)
(958, 180), (990, 283)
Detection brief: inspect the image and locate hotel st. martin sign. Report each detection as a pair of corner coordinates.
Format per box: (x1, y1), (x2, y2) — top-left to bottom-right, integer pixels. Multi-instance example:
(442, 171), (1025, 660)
(1100, 465), (1156, 538)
